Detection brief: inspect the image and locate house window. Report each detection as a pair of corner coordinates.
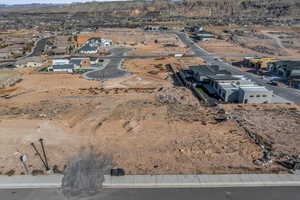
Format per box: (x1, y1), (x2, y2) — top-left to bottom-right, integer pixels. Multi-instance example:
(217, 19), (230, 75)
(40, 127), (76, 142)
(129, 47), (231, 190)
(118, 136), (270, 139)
(250, 95), (254, 98)
(262, 94), (267, 97)
(256, 94), (261, 97)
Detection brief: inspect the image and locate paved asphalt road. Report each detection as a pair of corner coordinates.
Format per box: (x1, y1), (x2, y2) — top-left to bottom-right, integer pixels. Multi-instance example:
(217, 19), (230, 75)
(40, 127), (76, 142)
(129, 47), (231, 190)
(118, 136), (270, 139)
(0, 63), (16, 69)
(84, 48), (132, 81)
(175, 32), (300, 104)
(28, 38), (49, 57)
(1, 187), (299, 200)
(0, 59), (16, 63)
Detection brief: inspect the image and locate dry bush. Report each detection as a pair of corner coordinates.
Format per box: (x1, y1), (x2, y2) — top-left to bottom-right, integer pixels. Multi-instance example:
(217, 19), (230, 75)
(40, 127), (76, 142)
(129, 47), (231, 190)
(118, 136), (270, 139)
(62, 147), (112, 199)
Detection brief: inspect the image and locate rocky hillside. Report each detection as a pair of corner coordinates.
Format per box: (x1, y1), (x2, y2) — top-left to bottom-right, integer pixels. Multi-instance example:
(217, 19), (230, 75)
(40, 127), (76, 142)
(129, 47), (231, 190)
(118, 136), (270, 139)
(2, 0), (299, 18)
(1, 0), (299, 28)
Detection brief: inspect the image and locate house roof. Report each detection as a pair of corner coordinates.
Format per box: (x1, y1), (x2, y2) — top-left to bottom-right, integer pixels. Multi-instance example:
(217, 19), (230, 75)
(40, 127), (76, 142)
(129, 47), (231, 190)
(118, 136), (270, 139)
(282, 65), (300, 70)
(240, 86), (271, 92)
(196, 30), (214, 35)
(272, 60), (300, 66)
(290, 75), (300, 79)
(217, 69), (232, 75)
(52, 64), (74, 69)
(88, 37), (102, 43)
(70, 59), (82, 66)
(69, 56), (98, 62)
(189, 65), (231, 76)
(78, 44), (98, 52)
(189, 65), (215, 75)
(207, 75), (241, 81)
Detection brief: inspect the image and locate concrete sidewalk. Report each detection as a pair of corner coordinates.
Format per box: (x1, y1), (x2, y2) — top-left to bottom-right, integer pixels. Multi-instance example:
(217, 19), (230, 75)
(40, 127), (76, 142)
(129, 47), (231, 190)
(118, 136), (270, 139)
(0, 175), (62, 189)
(103, 174), (300, 188)
(1, 174), (300, 189)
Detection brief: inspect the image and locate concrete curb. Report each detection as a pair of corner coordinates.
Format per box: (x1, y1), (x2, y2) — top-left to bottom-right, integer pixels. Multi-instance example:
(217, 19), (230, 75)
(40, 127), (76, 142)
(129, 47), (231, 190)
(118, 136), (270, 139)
(0, 175), (62, 189)
(103, 174), (300, 188)
(1, 174), (300, 189)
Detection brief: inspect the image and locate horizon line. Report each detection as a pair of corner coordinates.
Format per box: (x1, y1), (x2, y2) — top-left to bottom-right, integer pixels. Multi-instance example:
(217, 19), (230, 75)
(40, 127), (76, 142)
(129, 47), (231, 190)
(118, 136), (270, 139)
(1, 0), (136, 6)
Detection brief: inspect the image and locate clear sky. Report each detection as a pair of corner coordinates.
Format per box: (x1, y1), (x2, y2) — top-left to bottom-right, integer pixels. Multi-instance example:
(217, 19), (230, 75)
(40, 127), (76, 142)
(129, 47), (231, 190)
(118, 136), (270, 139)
(1, 0), (128, 5)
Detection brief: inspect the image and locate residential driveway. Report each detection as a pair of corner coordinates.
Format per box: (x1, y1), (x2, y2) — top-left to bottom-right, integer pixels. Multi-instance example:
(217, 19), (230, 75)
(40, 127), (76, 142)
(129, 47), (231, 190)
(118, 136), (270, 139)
(84, 48), (132, 81)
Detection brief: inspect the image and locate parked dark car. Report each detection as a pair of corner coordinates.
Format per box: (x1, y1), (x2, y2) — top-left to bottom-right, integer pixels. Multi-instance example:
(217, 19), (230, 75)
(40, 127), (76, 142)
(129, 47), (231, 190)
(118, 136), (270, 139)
(267, 81), (278, 86)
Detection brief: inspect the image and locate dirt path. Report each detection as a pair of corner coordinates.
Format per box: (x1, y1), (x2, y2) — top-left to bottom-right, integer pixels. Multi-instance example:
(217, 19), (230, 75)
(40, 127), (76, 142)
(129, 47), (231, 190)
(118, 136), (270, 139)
(261, 31), (293, 56)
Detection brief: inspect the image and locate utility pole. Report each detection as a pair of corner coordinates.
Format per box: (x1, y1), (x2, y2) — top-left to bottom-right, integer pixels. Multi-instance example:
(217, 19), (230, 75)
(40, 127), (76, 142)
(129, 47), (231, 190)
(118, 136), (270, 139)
(39, 138), (49, 171)
(31, 142), (49, 171)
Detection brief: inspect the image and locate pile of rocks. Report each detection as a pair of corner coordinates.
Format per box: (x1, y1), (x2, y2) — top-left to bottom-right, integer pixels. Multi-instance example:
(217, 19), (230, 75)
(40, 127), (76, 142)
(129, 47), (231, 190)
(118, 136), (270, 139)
(155, 87), (200, 107)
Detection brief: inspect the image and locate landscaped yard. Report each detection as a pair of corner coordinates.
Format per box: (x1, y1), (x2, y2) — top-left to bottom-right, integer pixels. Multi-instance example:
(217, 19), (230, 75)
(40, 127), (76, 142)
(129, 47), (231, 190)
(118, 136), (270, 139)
(196, 87), (205, 94)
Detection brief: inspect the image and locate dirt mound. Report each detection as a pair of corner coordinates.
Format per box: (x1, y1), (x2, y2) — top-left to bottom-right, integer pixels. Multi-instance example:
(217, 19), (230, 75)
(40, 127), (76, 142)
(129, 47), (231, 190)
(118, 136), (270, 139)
(155, 87), (200, 106)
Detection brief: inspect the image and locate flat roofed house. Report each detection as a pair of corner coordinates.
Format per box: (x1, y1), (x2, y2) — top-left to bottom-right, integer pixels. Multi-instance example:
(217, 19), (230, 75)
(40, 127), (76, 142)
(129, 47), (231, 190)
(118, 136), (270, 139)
(49, 64), (75, 73)
(289, 76), (300, 89)
(239, 86), (273, 104)
(208, 75), (272, 104)
(278, 65), (300, 79)
(189, 65), (231, 83)
(190, 30), (215, 41)
(217, 83), (240, 103)
(52, 59), (70, 65)
(268, 61), (300, 76)
(0, 51), (8, 59)
(189, 65), (216, 82)
(70, 57), (91, 68)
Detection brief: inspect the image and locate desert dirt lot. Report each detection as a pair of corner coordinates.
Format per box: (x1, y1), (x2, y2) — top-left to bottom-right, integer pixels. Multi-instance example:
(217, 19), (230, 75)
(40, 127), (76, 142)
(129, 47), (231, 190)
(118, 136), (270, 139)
(0, 69), (20, 83)
(200, 26), (300, 63)
(103, 56), (204, 88)
(1, 27), (298, 175)
(222, 104), (300, 157)
(198, 38), (258, 55)
(0, 69), (22, 88)
(0, 68), (289, 175)
(77, 28), (189, 56)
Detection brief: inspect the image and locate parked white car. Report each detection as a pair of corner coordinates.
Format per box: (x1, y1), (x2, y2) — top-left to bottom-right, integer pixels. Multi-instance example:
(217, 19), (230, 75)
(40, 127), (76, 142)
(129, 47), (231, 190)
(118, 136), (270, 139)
(174, 53), (184, 57)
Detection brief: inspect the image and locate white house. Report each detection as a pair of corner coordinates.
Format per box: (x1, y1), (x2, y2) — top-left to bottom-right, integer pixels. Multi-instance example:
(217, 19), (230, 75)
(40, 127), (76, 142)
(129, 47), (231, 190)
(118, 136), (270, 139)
(16, 57), (44, 68)
(101, 39), (112, 47)
(76, 37), (113, 55)
(0, 52), (8, 59)
(77, 44), (98, 54)
(48, 64), (75, 73)
(52, 59), (70, 65)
